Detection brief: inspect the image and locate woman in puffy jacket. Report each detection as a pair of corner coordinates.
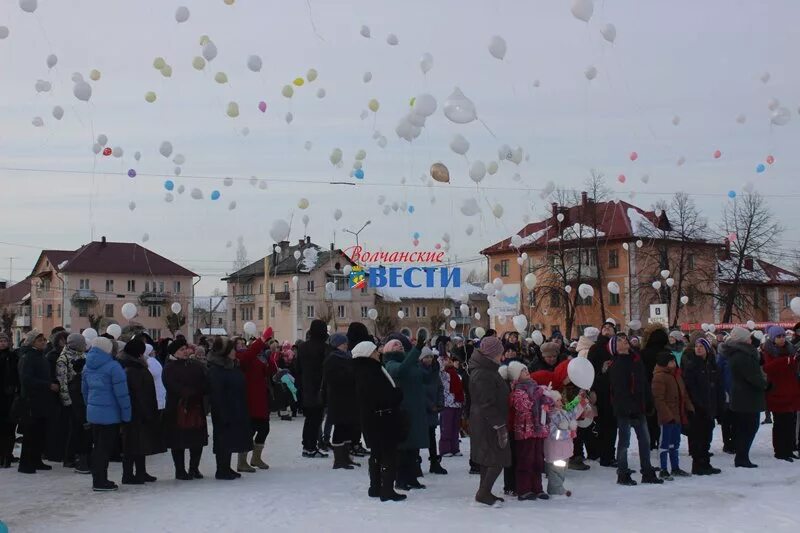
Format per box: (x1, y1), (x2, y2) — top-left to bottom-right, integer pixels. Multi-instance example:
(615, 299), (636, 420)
(760, 326), (800, 461)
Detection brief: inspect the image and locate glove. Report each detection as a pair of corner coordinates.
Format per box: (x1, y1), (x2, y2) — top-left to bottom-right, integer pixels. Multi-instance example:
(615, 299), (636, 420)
(261, 327), (274, 342)
(416, 330), (428, 349)
(496, 425), (509, 448)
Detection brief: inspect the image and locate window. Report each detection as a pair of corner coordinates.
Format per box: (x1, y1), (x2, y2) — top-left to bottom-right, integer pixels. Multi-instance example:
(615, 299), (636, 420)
(217, 317), (223, 325)
(416, 306), (427, 318)
(78, 303), (89, 317)
(783, 293), (790, 308)
(258, 307), (264, 320)
(148, 329), (162, 340)
(46, 304), (53, 318)
(608, 249), (619, 269)
(335, 277), (348, 291)
(281, 281), (288, 293)
(173, 281), (181, 293)
(499, 260), (509, 277)
(307, 280), (315, 292)
(361, 306), (368, 319)
(144, 281), (150, 292)
(148, 305), (162, 318)
(232, 308), (236, 321)
(337, 305), (346, 318)
(37, 304), (43, 317)
(105, 304), (114, 317)
(576, 295), (592, 306)
(402, 306), (410, 318)
(105, 279), (114, 293)
(79, 279), (90, 290)
(527, 291), (537, 307)
(270, 283), (274, 294)
(158, 281), (165, 293)
(688, 254), (696, 269)
(550, 292), (561, 308)
(582, 249), (597, 266)
(306, 305), (315, 319)
(270, 306), (275, 318)
(259, 283), (263, 294)
(609, 292), (620, 306)
(550, 325), (561, 335)
(127, 280), (135, 292)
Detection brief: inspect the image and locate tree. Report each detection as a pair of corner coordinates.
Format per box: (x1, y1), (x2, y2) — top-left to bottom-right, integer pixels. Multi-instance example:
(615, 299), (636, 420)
(583, 172), (613, 322)
(375, 315), (397, 337)
(165, 311), (186, 335)
(1, 310), (14, 334)
(87, 313), (104, 331)
(465, 265), (488, 285)
(233, 236), (249, 272)
(715, 193), (781, 323)
(430, 313), (446, 334)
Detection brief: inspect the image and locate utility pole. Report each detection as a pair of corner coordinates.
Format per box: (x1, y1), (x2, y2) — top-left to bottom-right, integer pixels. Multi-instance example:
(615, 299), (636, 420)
(7, 257), (16, 284)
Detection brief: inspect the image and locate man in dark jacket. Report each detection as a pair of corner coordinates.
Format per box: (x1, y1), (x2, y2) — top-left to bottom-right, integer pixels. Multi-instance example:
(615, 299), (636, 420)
(608, 334), (663, 486)
(682, 336), (722, 475)
(0, 332), (20, 468)
(323, 333), (360, 470)
(588, 322), (618, 467)
(17, 330), (59, 474)
(296, 319), (329, 458)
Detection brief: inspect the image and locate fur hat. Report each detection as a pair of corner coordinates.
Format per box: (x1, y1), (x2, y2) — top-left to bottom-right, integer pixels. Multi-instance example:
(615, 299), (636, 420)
(168, 337), (188, 355)
(351, 340), (377, 359)
(478, 336), (504, 359)
(92, 336), (114, 355)
(24, 329), (44, 346)
(328, 333), (348, 349)
(583, 327), (600, 342)
(123, 338), (146, 358)
(540, 342), (560, 358)
(543, 388), (562, 402)
(728, 326), (750, 344)
(66, 333), (86, 352)
(507, 361), (527, 382)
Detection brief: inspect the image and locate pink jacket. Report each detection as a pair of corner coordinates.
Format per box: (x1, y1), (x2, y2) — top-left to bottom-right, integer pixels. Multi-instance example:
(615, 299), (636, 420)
(510, 380), (553, 440)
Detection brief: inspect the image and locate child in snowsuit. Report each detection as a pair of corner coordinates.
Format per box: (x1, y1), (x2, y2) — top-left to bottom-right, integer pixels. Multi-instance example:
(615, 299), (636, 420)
(543, 389), (587, 497)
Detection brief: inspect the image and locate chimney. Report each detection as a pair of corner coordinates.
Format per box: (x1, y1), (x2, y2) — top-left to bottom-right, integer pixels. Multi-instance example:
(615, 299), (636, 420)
(744, 256), (754, 270)
(298, 239), (305, 248)
(101, 236), (107, 246)
(551, 202), (558, 219)
(330, 243), (335, 251)
(306, 236), (311, 244)
(0, 281), (7, 290)
(581, 191), (588, 207)
(721, 238), (731, 260)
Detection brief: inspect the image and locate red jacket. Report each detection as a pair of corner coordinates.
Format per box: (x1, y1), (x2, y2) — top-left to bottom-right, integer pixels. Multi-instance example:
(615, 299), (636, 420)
(236, 338), (277, 420)
(762, 343), (800, 413)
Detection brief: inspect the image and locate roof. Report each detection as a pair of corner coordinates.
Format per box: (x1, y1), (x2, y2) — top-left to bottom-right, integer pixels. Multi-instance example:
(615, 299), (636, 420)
(719, 257), (800, 286)
(222, 240), (354, 281)
(0, 277), (32, 306)
(41, 240), (197, 277)
(481, 197), (704, 255)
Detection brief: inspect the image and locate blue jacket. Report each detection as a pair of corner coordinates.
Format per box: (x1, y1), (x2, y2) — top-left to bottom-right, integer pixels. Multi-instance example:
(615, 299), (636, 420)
(716, 352), (733, 405)
(81, 347), (131, 424)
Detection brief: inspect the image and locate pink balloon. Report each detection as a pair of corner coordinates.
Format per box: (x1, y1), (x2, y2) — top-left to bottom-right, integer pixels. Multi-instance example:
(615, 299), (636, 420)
(766, 154), (775, 165)
(713, 150), (721, 159)
(413, 239), (419, 247)
(258, 101), (267, 113)
(617, 174), (626, 183)
(435, 243), (441, 250)
(629, 151), (638, 161)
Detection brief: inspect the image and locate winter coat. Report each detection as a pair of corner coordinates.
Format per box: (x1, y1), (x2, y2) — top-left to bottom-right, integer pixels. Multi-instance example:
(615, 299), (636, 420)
(82, 346), (132, 425)
(608, 351), (651, 418)
(722, 341), (768, 413)
(119, 354), (165, 456)
(439, 360), (464, 409)
(544, 405), (583, 462)
(528, 353), (562, 373)
(235, 338), (274, 420)
(55, 347), (84, 407)
(384, 347), (427, 449)
(162, 357), (209, 450)
(420, 362), (444, 427)
(588, 336), (613, 419)
(510, 379), (552, 440)
(352, 356), (405, 450)
(467, 350), (512, 468)
(641, 326), (670, 384)
(296, 320), (329, 409)
(146, 356), (166, 411)
(18, 345), (58, 418)
(651, 366), (694, 425)
(0, 348), (19, 424)
(760, 339), (800, 413)
(716, 351), (733, 406)
(323, 349), (359, 426)
(681, 349), (722, 420)
(207, 353), (253, 454)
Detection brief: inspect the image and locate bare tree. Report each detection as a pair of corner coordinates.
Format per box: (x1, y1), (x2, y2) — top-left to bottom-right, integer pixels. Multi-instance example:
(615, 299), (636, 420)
(584, 171), (613, 322)
(465, 265), (488, 285)
(165, 312), (186, 335)
(1, 310), (14, 334)
(375, 315), (397, 337)
(233, 236), (249, 272)
(715, 193), (781, 323)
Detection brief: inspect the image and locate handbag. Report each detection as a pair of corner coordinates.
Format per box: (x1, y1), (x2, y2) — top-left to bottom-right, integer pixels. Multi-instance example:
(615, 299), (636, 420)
(176, 398), (204, 430)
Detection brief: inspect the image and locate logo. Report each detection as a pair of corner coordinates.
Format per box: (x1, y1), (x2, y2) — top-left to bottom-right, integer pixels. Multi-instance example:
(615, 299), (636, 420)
(366, 266), (461, 289)
(349, 265), (367, 289)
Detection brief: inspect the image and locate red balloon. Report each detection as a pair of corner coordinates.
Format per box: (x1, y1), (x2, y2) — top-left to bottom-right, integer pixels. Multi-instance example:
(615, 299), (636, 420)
(413, 239), (419, 247)
(102, 147), (112, 156)
(629, 151), (638, 161)
(713, 150), (721, 159)
(617, 174), (626, 183)
(766, 155), (775, 165)
(435, 243), (441, 250)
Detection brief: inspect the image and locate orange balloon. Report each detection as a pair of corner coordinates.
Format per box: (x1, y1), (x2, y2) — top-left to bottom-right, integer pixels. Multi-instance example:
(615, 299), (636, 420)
(430, 162), (450, 183)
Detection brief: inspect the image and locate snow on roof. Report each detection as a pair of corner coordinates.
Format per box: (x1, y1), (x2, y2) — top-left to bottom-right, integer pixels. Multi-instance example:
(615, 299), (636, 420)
(375, 273), (486, 302)
(57, 260), (69, 269)
(520, 226), (550, 246)
(549, 223), (605, 242)
(627, 208), (658, 237)
(718, 259), (770, 283)
(777, 272), (799, 282)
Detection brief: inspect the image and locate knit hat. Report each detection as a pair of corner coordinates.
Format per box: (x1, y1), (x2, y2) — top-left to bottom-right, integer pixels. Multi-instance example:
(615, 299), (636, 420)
(478, 336), (504, 359)
(329, 333), (348, 349)
(695, 337), (713, 354)
(550, 331), (563, 341)
(168, 337), (188, 355)
(540, 342), (560, 358)
(507, 361), (527, 382)
(607, 336), (619, 356)
(728, 326), (750, 344)
(419, 346), (435, 361)
(351, 340), (377, 359)
(656, 351), (675, 367)
(383, 339), (404, 354)
(603, 318), (617, 328)
(583, 327), (600, 342)
(669, 330), (684, 342)
(386, 332), (412, 353)
(766, 325), (786, 342)
(123, 338), (146, 358)
(346, 322), (372, 351)
(24, 329), (44, 346)
(92, 336), (114, 355)
(66, 333), (86, 352)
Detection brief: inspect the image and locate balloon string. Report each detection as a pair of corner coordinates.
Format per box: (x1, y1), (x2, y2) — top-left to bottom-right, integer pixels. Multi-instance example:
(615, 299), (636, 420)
(478, 118), (497, 138)
(305, 0), (326, 42)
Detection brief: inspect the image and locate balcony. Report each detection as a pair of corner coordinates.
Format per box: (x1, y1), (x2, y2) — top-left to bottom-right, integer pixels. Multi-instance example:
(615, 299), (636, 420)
(273, 291), (291, 302)
(234, 294), (255, 304)
(15, 315), (31, 327)
(328, 290), (352, 301)
(139, 291), (169, 304)
(71, 289), (98, 303)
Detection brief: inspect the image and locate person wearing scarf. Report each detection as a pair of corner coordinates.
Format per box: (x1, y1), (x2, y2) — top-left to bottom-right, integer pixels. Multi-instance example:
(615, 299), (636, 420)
(420, 347), (446, 475)
(56, 334), (92, 473)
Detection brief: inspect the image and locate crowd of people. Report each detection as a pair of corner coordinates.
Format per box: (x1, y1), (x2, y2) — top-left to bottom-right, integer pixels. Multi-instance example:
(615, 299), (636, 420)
(0, 316), (798, 506)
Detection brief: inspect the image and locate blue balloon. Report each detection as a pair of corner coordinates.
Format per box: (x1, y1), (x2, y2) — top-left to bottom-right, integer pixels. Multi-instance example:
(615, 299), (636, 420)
(727, 190), (736, 199)
(354, 169), (365, 180)
(756, 163), (766, 173)
(408, 205), (415, 214)
(164, 180), (174, 191)
(413, 232), (420, 239)
(211, 190), (220, 200)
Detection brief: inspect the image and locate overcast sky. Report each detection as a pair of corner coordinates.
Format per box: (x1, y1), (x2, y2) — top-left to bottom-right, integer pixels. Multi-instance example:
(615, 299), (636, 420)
(1, 0), (799, 295)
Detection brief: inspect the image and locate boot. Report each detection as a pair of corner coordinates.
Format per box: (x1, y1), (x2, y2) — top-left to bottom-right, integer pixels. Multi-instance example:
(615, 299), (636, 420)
(659, 470), (674, 481)
(641, 469), (664, 484)
(568, 457), (590, 471)
(332, 444), (355, 470)
(347, 453), (362, 468)
(74, 454), (91, 474)
(380, 465), (407, 502)
(250, 443), (270, 470)
(429, 456), (448, 475)
(121, 458), (143, 485)
(237, 452), (256, 473)
(368, 456), (381, 498)
(215, 453), (237, 480)
(671, 468), (691, 477)
(475, 468), (499, 506)
(617, 472), (637, 486)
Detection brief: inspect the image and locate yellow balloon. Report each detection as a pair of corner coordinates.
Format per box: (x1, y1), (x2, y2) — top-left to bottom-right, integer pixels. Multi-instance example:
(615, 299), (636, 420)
(306, 69), (318, 82)
(89, 69), (101, 81)
(227, 101), (240, 118)
(160, 65), (173, 78)
(214, 72), (228, 84)
(368, 99), (380, 113)
(281, 85), (294, 98)
(409, 97), (416, 107)
(192, 56), (206, 70)
(293, 77), (305, 87)
(224, 0), (235, 4)
(153, 57), (166, 70)
(199, 35), (210, 46)
(144, 91), (157, 103)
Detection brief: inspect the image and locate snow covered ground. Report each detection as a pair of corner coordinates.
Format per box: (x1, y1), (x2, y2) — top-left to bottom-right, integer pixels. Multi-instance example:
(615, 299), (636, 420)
(2, 419), (799, 533)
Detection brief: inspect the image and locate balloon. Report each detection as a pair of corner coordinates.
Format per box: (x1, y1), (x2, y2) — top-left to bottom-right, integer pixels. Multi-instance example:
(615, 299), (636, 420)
(578, 284), (594, 299)
(211, 190), (221, 200)
(46, 54), (57, 68)
(442, 308), (451, 317)
(153, 57), (166, 70)
(52, 106), (64, 120)
(89, 69), (101, 81)
(629, 151), (638, 161)
(622, 243), (629, 250)
(160, 65), (173, 78)
(72, 72), (85, 83)
(460, 198), (481, 216)
(736, 114), (746, 124)
(35, 80), (51, 93)
(790, 297), (800, 316)
(397, 310), (405, 319)
(413, 94), (437, 116)
(766, 155), (775, 165)
(660, 270), (670, 279)
(469, 161), (487, 183)
(175, 6), (190, 22)
(430, 163), (450, 183)
(771, 107), (791, 126)
(636, 240), (643, 248)
(408, 205), (415, 214)
(214, 72), (228, 84)
(106, 324), (122, 340)
(367, 308), (378, 320)
(228, 200), (236, 210)
(73, 81), (92, 101)
(487, 161), (499, 175)
(571, 0), (593, 22)
(450, 134), (470, 155)
(727, 190), (736, 199)
(243, 321), (257, 338)
(386, 33), (399, 45)
(82, 328), (98, 342)
(298, 198), (310, 209)
(160, 141), (173, 158)
(164, 180), (174, 191)
(492, 278), (504, 290)
(128, 201), (136, 212)
(360, 25), (371, 38)
(121, 303), (137, 320)
(607, 282), (620, 294)
(755, 164), (766, 174)
(368, 99), (380, 112)
(102, 147), (112, 156)
(768, 97), (780, 111)
(475, 327), (487, 338)
(171, 302), (182, 314)
(285, 112), (294, 124)
(531, 330), (544, 346)
(0, 26), (9, 39)
(492, 204), (504, 219)
(488, 35), (507, 60)
(617, 174), (626, 184)
(760, 72), (771, 84)
(190, 188), (203, 200)
(584, 66), (597, 80)
(680, 295), (689, 305)
(306, 69), (318, 82)
(474, 312), (481, 320)
(362, 71), (372, 83)
(330, 148), (343, 166)
(192, 56), (206, 70)
(270, 219), (290, 242)
(512, 315), (528, 334)
(666, 278), (675, 287)
(557, 213), (565, 222)
(202, 41), (218, 62)
(712, 149), (722, 159)
(226, 101), (240, 118)
(144, 90), (158, 103)
(524, 273), (537, 290)
(443, 87), (477, 124)
(247, 55), (262, 72)
(568, 357), (594, 389)
(652, 281), (661, 290)
(627, 320), (642, 330)
(600, 23), (616, 43)
(483, 283), (495, 294)
(31, 117), (44, 127)
(175, 167), (182, 176)
(127, 169), (136, 178)
(293, 77), (304, 87)
(316, 88), (326, 98)
(19, 0), (37, 13)
(420, 52), (434, 74)
(460, 304), (470, 316)
(677, 156), (686, 166)
(354, 169), (365, 180)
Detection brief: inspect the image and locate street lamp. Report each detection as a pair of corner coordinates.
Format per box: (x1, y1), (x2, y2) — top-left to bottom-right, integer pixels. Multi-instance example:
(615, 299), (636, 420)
(344, 220), (371, 248)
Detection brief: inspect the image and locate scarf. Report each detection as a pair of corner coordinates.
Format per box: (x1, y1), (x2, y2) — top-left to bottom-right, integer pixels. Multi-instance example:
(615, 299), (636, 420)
(445, 366), (465, 403)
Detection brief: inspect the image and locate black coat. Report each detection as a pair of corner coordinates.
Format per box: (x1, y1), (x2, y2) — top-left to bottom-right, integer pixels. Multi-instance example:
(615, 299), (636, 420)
(588, 335), (613, 419)
(207, 354), (252, 454)
(0, 348), (19, 424)
(323, 350), (358, 426)
(681, 349), (722, 419)
(162, 357), (209, 450)
(352, 356), (405, 450)
(723, 341), (768, 413)
(609, 351), (651, 418)
(296, 320), (329, 409)
(18, 346), (57, 418)
(120, 355), (165, 456)
(641, 330), (670, 383)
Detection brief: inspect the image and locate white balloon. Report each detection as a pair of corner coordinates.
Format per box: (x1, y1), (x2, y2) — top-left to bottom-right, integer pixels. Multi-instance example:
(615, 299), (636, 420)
(492, 278), (504, 291)
(0, 26), (9, 40)
(460, 198), (481, 217)
(397, 310), (405, 319)
(164, 192), (174, 203)
(298, 198), (309, 209)
(202, 41), (218, 62)
(578, 283), (594, 299)
(330, 148), (343, 166)
(285, 112), (294, 124)
(173, 154), (186, 165)
(557, 213), (565, 222)
(72, 72), (85, 84)
(443, 308), (452, 317)
(666, 278), (675, 287)
(228, 201), (237, 210)
(316, 88), (326, 98)
(767, 97), (780, 111)
(190, 188), (203, 200)
(680, 295), (689, 305)
(367, 308), (378, 320)
(333, 208), (342, 220)
(488, 35), (507, 60)
(269, 219), (290, 242)
(443, 87), (477, 124)
(128, 201), (136, 211)
(512, 314), (528, 334)
(46, 54), (58, 68)
(177, 185), (185, 194)
(174, 166), (182, 176)
(247, 54), (262, 72)
(52, 106), (64, 120)
(450, 134), (470, 155)
(672, 115), (680, 126)
(420, 52), (433, 74)
(475, 327), (486, 338)
(19, 0), (37, 14)
(736, 114), (747, 124)
(600, 23), (616, 43)
(35, 79), (51, 93)
(386, 33), (399, 46)
(106, 324), (122, 340)
(362, 71), (372, 83)
(746, 320), (756, 330)
(121, 303), (137, 320)
(523, 273), (537, 290)
(97, 134), (108, 146)
(652, 281), (662, 290)
(92, 143), (102, 154)
(607, 281), (620, 294)
(628, 320), (642, 330)
(492, 204), (504, 219)
(171, 302), (182, 314)
(82, 328), (98, 342)
(294, 250), (302, 260)
(531, 330), (544, 346)
(584, 65), (597, 81)
(112, 146), (123, 158)
(564, 285), (573, 294)
(31, 117), (44, 127)
(771, 107), (791, 126)
(159, 141), (173, 158)
(487, 161), (499, 175)
(760, 72), (771, 84)
(243, 321), (257, 338)
(571, 0), (594, 22)
(465, 224), (474, 236)
(343, 265), (352, 276)
(73, 81), (92, 101)
(790, 297), (800, 316)
(360, 25), (371, 38)
(469, 161), (487, 183)
(660, 270), (670, 279)
(567, 356), (594, 389)
(636, 240), (643, 248)
(460, 304), (469, 316)
(413, 94), (437, 117)
(175, 6), (190, 23)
